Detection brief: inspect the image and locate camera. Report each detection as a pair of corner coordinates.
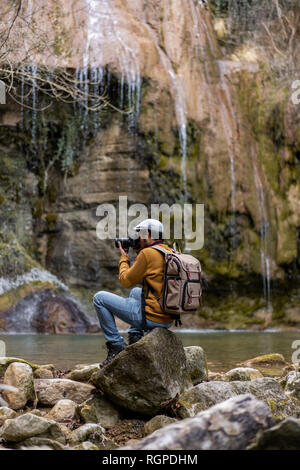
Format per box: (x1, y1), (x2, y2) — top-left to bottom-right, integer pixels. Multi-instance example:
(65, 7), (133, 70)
(115, 237), (141, 250)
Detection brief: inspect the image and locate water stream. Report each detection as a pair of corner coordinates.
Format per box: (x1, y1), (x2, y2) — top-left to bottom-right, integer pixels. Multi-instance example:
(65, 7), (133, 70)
(0, 330), (298, 372)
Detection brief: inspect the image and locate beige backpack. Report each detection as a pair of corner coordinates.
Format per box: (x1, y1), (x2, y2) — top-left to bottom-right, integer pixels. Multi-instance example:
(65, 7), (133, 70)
(144, 244), (202, 327)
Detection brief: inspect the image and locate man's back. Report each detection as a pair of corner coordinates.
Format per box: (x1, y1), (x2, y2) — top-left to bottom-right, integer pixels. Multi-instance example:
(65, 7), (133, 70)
(119, 243), (173, 323)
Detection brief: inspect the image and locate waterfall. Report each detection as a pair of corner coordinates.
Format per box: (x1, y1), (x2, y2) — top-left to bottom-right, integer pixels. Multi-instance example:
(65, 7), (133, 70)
(250, 149), (272, 311)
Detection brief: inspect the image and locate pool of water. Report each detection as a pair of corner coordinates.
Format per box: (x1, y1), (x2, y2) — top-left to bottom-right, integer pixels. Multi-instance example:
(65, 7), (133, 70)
(1, 330), (300, 372)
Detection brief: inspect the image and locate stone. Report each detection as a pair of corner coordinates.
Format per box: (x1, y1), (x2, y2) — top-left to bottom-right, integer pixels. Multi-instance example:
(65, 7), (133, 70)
(33, 365), (55, 379)
(15, 437), (65, 450)
(144, 415), (177, 436)
(0, 407), (17, 426)
(0, 358), (41, 377)
(208, 371), (225, 381)
(3, 362), (35, 410)
(224, 367), (264, 381)
(73, 441), (100, 450)
(65, 364), (99, 382)
(177, 378), (300, 420)
(78, 395), (120, 428)
(239, 354), (287, 376)
(46, 399), (78, 421)
(184, 346), (208, 384)
(68, 423), (105, 446)
(34, 378), (95, 406)
(91, 328), (192, 416)
(121, 394), (274, 450)
(0, 413), (66, 443)
(249, 417), (300, 450)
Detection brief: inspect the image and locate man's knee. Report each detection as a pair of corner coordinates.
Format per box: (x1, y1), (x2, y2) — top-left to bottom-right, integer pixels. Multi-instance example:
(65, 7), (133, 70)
(129, 287), (142, 300)
(93, 291), (106, 308)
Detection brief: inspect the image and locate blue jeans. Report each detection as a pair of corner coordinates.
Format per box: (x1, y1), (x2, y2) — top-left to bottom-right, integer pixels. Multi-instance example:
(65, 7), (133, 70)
(93, 287), (173, 345)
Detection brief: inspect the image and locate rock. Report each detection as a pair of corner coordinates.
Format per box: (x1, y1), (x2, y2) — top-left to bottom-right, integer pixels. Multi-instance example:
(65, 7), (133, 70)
(73, 441), (100, 450)
(224, 367), (264, 381)
(65, 364), (99, 382)
(249, 417), (300, 450)
(208, 371), (225, 381)
(144, 415), (177, 436)
(78, 395), (120, 428)
(3, 362), (35, 410)
(34, 378), (95, 406)
(68, 423), (105, 446)
(91, 328), (192, 416)
(0, 413), (66, 443)
(184, 346), (208, 384)
(177, 378), (300, 420)
(33, 365), (55, 379)
(239, 354), (287, 376)
(27, 409), (42, 417)
(15, 437), (65, 450)
(0, 407), (17, 426)
(0, 358), (41, 377)
(284, 371), (300, 400)
(121, 394), (274, 450)
(46, 399), (78, 421)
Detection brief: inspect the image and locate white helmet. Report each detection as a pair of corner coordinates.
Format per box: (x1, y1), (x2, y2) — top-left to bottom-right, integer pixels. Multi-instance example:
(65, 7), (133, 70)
(134, 219), (164, 239)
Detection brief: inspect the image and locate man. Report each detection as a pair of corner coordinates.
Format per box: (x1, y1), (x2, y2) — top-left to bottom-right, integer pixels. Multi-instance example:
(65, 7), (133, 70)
(93, 219), (173, 368)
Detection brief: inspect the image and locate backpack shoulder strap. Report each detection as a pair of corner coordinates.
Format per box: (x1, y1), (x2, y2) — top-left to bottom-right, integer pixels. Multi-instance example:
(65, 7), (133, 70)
(149, 245), (175, 256)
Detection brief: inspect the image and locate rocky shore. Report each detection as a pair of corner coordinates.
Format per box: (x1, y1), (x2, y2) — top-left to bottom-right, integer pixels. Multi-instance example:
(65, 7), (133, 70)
(0, 328), (300, 451)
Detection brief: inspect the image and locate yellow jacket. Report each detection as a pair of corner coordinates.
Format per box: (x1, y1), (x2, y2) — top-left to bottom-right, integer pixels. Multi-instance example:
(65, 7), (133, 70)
(119, 243), (173, 323)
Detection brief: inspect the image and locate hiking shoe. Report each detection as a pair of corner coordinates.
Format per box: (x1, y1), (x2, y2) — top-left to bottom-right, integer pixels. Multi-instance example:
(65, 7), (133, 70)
(99, 341), (127, 368)
(128, 331), (144, 345)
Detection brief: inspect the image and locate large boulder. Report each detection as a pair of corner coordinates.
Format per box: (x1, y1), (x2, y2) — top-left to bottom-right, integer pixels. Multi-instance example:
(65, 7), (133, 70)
(91, 328), (192, 416)
(122, 394), (274, 450)
(184, 346), (208, 384)
(78, 396), (120, 429)
(249, 417), (300, 450)
(0, 413), (66, 443)
(34, 379), (95, 406)
(177, 378), (300, 420)
(2, 362), (35, 410)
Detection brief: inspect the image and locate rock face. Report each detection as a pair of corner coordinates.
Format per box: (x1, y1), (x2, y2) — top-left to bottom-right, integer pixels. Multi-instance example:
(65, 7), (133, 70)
(34, 379), (95, 406)
(184, 346), (208, 384)
(91, 328), (192, 415)
(177, 378), (300, 420)
(0, 413), (66, 443)
(2, 362), (35, 410)
(249, 417), (300, 450)
(78, 396), (120, 429)
(122, 394), (274, 450)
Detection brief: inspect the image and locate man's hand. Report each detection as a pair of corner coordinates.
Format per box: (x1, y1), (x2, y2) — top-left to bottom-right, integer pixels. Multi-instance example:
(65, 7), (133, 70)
(118, 241), (129, 257)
